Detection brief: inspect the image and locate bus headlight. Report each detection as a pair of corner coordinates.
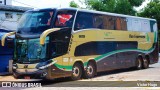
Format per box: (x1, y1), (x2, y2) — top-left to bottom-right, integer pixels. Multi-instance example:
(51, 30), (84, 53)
(36, 61), (48, 69)
(13, 64), (17, 69)
(36, 60), (57, 70)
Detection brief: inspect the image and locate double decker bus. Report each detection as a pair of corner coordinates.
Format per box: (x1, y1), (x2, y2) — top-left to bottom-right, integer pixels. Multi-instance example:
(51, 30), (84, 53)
(1, 8), (158, 80)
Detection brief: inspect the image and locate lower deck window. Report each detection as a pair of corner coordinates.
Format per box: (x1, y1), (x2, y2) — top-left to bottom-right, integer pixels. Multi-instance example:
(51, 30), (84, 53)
(74, 41), (137, 56)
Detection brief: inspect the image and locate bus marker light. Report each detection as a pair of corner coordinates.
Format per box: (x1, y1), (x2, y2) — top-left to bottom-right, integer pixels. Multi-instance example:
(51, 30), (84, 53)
(24, 76), (30, 79)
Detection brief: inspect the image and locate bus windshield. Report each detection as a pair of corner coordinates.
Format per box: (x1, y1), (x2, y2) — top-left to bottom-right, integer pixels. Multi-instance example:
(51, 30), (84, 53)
(15, 37), (49, 63)
(17, 10), (54, 35)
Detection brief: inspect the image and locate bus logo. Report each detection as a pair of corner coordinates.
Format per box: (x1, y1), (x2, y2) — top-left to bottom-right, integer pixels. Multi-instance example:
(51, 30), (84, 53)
(104, 32), (112, 36)
(79, 35), (85, 38)
(24, 65), (28, 68)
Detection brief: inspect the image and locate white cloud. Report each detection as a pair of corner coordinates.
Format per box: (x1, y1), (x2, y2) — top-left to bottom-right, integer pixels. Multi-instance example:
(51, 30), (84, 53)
(135, 0), (151, 11)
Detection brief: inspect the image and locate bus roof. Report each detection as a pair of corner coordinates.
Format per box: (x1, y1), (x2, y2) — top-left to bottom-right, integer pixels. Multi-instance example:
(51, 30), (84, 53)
(31, 7), (156, 21)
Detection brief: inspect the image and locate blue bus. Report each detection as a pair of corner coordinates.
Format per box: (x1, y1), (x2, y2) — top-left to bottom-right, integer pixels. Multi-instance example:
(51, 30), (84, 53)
(0, 29), (14, 75)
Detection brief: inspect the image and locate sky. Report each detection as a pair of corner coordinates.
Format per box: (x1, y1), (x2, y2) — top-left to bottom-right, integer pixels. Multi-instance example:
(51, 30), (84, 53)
(12, 0), (151, 11)
(12, 0), (74, 9)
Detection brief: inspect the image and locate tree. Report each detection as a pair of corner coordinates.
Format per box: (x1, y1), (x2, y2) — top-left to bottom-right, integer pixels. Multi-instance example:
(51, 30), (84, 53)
(128, 0), (145, 6)
(138, 0), (160, 48)
(70, 1), (79, 8)
(138, 0), (160, 29)
(114, 0), (135, 15)
(85, 0), (145, 15)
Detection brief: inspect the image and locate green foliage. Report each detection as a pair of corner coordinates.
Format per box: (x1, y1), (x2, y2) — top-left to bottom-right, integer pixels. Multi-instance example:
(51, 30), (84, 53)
(70, 1), (79, 8)
(114, 0), (135, 15)
(138, 0), (160, 29)
(85, 0), (144, 15)
(69, 0), (144, 15)
(85, 0), (116, 12)
(128, 0), (145, 6)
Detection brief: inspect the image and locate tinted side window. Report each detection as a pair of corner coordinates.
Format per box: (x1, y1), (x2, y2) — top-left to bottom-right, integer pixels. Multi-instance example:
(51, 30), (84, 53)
(115, 17), (127, 30)
(93, 15), (116, 30)
(49, 28), (72, 58)
(55, 10), (76, 28)
(150, 20), (157, 32)
(117, 42), (137, 50)
(74, 42), (116, 56)
(93, 14), (104, 29)
(103, 16), (116, 30)
(74, 41), (138, 56)
(51, 41), (69, 57)
(74, 12), (94, 30)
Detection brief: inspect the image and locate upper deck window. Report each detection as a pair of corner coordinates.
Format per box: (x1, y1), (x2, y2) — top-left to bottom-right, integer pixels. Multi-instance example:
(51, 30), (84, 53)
(132, 19), (141, 32)
(141, 20), (151, 32)
(17, 10), (54, 35)
(150, 20), (157, 32)
(54, 10), (76, 28)
(74, 12), (94, 31)
(103, 15), (116, 30)
(74, 11), (117, 31)
(115, 17), (127, 30)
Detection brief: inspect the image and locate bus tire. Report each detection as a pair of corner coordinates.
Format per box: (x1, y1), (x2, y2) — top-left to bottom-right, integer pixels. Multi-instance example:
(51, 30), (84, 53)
(135, 57), (142, 70)
(13, 73), (18, 79)
(71, 63), (82, 80)
(142, 57), (149, 69)
(84, 62), (96, 79)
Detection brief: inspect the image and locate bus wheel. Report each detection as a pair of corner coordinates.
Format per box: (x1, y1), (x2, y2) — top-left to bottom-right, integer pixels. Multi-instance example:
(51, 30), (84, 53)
(135, 57), (142, 70)
(142, 58), (149, 69)
(84, 62), (96, 79)
(71, 63), (82, 80)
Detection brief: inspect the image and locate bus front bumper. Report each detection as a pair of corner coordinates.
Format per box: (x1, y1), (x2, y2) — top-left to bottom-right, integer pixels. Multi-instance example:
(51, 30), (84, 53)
(13, 69), (48, 79)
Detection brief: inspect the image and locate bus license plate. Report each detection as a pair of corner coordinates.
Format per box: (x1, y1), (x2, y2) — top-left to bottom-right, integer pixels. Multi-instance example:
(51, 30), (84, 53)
(24, 76), (30, 79)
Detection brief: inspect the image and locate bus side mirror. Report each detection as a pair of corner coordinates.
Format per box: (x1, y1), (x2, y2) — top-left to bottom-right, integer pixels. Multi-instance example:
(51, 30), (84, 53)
(40, 28), (60, 45)
(1, 32), (16, 46)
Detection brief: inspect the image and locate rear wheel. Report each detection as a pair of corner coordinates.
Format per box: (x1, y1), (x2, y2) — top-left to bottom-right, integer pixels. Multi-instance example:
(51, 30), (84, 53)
(71, 63), (82, 80)
(142, 58), (149, 69)
(84, 62), (96, 79)
(135, 57), (142, 70)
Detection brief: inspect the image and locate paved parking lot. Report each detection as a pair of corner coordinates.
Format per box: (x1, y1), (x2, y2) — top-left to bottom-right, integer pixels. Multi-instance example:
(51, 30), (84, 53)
(1, 61), (160, 90)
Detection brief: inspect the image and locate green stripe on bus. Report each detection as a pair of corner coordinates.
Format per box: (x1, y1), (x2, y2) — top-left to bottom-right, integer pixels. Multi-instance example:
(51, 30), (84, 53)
(95, 32), (157, 61)
(154, 32), (157, 43)
(54, 33), (156, 71)
(146, 33), (150, 42)
(95, 47), (154, 62)
(54, 63), (72, 71)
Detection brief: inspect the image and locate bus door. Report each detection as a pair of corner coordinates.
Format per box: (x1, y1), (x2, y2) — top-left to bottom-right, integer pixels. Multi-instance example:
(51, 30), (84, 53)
(49, 28), (72, 75)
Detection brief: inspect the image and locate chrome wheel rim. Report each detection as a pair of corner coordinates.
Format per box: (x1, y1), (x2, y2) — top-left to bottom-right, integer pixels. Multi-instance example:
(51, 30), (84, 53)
(73, 67), (79, 77)
(144, 59), (148, 67)
(87, 65), (93, 75)
(138, 59), (141, 68)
